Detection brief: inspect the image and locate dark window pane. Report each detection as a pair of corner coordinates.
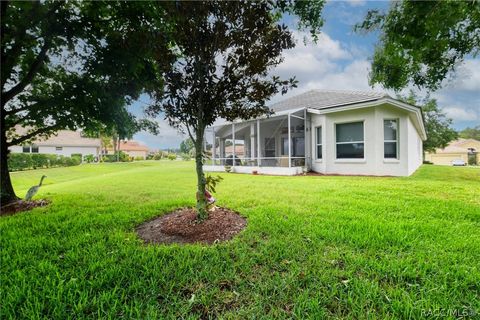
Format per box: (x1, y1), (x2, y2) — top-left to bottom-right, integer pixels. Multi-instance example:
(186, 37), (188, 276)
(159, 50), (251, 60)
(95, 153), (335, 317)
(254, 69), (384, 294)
(384, 142), (397, 158)
(336, 143), (364, 159)
(294, 137), (305, 157)
(281, 137), (288, 155)
(317, 145), (322, 159)
(384, 120), (397, 140)
(22, 146), (30, 153)
(31, 145), (39, 153)
(316, 127), (322, 144)
(336, 122), (363, 142)
(265, 138), (275, 157)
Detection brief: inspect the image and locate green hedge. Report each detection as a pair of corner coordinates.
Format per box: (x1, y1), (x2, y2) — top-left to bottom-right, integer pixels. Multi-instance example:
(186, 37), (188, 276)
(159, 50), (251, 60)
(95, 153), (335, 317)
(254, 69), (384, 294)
(8, 153), (81, 171)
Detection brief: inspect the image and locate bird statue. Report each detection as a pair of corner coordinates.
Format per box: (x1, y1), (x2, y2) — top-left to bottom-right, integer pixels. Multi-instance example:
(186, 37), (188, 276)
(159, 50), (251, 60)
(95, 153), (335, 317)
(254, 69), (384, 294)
(25, 175), (47, 201)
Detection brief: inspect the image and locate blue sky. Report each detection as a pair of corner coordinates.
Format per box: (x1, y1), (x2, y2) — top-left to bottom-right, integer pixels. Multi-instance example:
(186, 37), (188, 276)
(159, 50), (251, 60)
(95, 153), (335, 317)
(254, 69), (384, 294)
(133, 0), (480, 149)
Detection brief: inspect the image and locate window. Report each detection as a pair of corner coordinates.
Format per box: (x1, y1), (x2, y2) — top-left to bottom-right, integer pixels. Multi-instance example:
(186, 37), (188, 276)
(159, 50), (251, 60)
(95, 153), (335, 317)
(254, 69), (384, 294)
(31, 145), (39, 153)
(56, 147), (63, 151)
(264, 138), (275, 157)
(336, 122), (364, 159)
(384, 119), (398, 159)
(315, 127), (322, 159)
(22, 145), (30, 153)
(281, 137), (289, 155)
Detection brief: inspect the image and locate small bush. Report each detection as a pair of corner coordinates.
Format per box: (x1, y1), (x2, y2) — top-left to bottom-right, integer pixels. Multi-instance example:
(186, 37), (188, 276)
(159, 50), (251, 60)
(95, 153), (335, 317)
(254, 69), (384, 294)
(134, 156), (144, 161)
(167, 153), (177, 161)
(83, 154), (95, 163)
(180, 153), (191, 161)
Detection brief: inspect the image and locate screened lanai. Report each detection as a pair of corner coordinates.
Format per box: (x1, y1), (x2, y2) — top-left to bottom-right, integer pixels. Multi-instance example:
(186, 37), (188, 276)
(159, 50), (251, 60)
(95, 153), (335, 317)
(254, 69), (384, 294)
(203, 109), (308, 175)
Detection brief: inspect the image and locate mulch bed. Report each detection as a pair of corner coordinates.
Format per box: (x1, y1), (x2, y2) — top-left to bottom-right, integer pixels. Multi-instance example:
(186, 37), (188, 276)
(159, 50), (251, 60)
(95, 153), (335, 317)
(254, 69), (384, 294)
(0, 199), (50, 217)
(136, 207), (247, 245)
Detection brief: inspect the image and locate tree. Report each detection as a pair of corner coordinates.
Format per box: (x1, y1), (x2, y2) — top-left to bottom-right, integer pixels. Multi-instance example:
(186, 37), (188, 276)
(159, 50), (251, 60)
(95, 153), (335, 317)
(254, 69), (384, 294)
(459, 125), (480, 140)
(179, 138), (195, 156)
(356, 1), (480, 91)
(147, 1), (324, 220)
(399, 92), (458, 155)
(1, 1), (174, 204)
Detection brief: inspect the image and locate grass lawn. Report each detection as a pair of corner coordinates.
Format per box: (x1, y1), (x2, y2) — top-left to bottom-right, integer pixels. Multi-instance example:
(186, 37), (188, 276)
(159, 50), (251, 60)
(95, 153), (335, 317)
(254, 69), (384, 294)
(1, 161), (479, 319)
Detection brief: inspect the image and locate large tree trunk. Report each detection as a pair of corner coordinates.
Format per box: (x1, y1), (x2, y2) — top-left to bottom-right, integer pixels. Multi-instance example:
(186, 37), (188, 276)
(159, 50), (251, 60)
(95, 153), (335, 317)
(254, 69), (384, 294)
(1, 123), (19, 205)
(195, 127), (208, 221)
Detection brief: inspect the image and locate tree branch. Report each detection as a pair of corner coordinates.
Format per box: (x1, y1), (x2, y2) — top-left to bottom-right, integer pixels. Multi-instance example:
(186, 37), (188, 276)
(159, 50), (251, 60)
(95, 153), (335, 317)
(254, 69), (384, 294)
(8, 123), (59, 146)
(1, 39), (50, 105)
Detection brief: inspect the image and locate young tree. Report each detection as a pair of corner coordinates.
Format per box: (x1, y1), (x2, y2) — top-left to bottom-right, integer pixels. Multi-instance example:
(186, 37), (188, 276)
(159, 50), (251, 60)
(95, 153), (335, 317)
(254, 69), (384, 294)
(356, 1), (480, 91)
(179, 138), (195, 156)
(459, 125), (480, 140)
(1, 1), (174, 204)
(399, 92), (458, 155)
(147, 1), (324, 220)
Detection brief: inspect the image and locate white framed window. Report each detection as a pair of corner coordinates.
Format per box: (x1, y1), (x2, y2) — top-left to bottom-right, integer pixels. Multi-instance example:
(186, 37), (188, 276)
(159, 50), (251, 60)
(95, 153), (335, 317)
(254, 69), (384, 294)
(56, 147), (63, 151)
(335, 121), (364, 159)
(22, 145), (30, 153)
(31, 145), (39, 153)
(384, 119), (399, 159)
(315, 126), (322, 159)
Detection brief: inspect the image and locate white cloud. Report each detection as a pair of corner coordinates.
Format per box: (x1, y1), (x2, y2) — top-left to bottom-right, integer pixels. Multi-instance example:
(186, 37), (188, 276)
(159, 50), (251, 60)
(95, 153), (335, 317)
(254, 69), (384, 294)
(446, 59), (480, 92)
(443, 106), (479, 122)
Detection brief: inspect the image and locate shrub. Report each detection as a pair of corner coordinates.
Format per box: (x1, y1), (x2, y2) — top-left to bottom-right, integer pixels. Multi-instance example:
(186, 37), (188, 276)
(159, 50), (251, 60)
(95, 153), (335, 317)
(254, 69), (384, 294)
(7, 153), (81, 171)
(180, 153), (191, 161)
(134, 156), (144, 161)
(71, 153), (82, 162)
(167, 153), (177, 160)
(153, 153), (163, 160)
(83, 154), (95, 163)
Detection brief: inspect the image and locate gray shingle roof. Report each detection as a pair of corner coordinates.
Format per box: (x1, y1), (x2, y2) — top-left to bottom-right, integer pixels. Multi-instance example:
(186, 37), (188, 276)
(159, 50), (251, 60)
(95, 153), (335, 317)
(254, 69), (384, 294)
(269, 89), (390, 113)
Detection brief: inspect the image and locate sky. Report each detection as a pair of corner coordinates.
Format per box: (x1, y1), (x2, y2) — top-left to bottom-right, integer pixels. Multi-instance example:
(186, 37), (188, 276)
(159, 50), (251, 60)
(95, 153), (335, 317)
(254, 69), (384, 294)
(132, 0), (480, 150)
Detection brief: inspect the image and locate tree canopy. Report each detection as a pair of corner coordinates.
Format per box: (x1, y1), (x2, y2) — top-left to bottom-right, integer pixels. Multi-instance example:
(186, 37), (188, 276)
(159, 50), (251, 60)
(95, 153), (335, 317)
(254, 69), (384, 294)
(1, 1), (174, 203)
(399, 92), (458, 154)
(356, 0), (480, 91)
(146, 0), (324, 219)
(459, 125), (480, 140)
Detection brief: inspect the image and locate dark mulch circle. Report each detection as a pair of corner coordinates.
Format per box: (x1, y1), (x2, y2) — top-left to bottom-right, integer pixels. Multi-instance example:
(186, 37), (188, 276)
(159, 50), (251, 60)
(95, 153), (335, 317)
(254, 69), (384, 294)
(0, 199), (50, 217)
(136, 207), (247, 245)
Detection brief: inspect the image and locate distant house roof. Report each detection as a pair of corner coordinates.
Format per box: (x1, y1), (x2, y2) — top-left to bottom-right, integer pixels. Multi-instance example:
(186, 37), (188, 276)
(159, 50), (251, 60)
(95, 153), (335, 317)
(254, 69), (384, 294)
(270, 90), (390, 113)
(13, 127), (101, 147)
(118, 140), (149, 152)
(434, 139), (480, 154)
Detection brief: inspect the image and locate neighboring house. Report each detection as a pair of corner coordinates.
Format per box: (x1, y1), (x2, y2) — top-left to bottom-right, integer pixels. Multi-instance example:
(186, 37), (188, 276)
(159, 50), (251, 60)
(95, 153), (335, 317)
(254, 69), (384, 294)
(9, 129), (101, 158)
(108, 140), (149, 159)
(204, 90), (426, 176)
(425, 139), (479, 165)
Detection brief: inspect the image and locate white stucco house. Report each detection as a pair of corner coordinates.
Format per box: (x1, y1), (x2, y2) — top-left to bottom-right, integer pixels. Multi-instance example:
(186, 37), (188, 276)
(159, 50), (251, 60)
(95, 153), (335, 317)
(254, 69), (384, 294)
(9, 129), (101, 159)
(204, 90), (426, 176)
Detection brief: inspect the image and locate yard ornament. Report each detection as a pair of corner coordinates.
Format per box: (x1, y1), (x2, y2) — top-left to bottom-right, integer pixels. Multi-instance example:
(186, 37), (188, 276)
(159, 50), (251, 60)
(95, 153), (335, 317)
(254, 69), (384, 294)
(25, 175), (47, 201)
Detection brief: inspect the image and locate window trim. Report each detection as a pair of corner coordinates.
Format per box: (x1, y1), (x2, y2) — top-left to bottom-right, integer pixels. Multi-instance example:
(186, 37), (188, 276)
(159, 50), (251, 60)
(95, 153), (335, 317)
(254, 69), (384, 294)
(315, 126), (322, 161)
(383, 118), (399, 160)
(334, 120), (365, 160)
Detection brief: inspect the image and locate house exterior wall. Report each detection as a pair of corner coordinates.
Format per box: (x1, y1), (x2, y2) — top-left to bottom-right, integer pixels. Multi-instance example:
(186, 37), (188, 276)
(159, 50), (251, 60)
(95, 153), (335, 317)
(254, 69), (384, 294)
(124, 150), (147, 159)
(9, 145), (100, 157)
(309, 105), (423, 176)
(425, 153), (468, 165)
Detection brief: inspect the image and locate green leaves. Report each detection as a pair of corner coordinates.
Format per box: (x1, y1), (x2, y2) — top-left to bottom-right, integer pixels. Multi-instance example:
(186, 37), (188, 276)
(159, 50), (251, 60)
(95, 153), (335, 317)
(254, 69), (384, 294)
(357, 0), (480, 91)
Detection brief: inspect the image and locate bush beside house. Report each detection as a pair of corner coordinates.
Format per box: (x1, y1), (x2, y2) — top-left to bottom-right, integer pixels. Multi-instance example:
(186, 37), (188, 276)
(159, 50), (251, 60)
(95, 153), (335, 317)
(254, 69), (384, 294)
(8, 153), (81, 171)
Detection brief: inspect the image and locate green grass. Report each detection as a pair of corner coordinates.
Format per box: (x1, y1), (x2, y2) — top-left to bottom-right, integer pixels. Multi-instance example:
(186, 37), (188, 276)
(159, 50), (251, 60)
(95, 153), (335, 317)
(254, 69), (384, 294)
(1, 161), (479, 319)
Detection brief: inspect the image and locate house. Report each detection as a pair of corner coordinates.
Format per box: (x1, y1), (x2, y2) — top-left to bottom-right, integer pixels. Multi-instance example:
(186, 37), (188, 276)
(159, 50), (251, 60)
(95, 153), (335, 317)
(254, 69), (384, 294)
(109, 140), (149, 159)
(425, 139), (479, 165)
(204, 90), (426, 176)
(9, 129), (101, 159)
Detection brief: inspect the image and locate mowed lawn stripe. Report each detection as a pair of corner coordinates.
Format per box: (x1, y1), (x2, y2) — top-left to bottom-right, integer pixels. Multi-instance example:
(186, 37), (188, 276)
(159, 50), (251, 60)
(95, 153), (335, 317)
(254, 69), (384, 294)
(1, 162), (479, 319)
